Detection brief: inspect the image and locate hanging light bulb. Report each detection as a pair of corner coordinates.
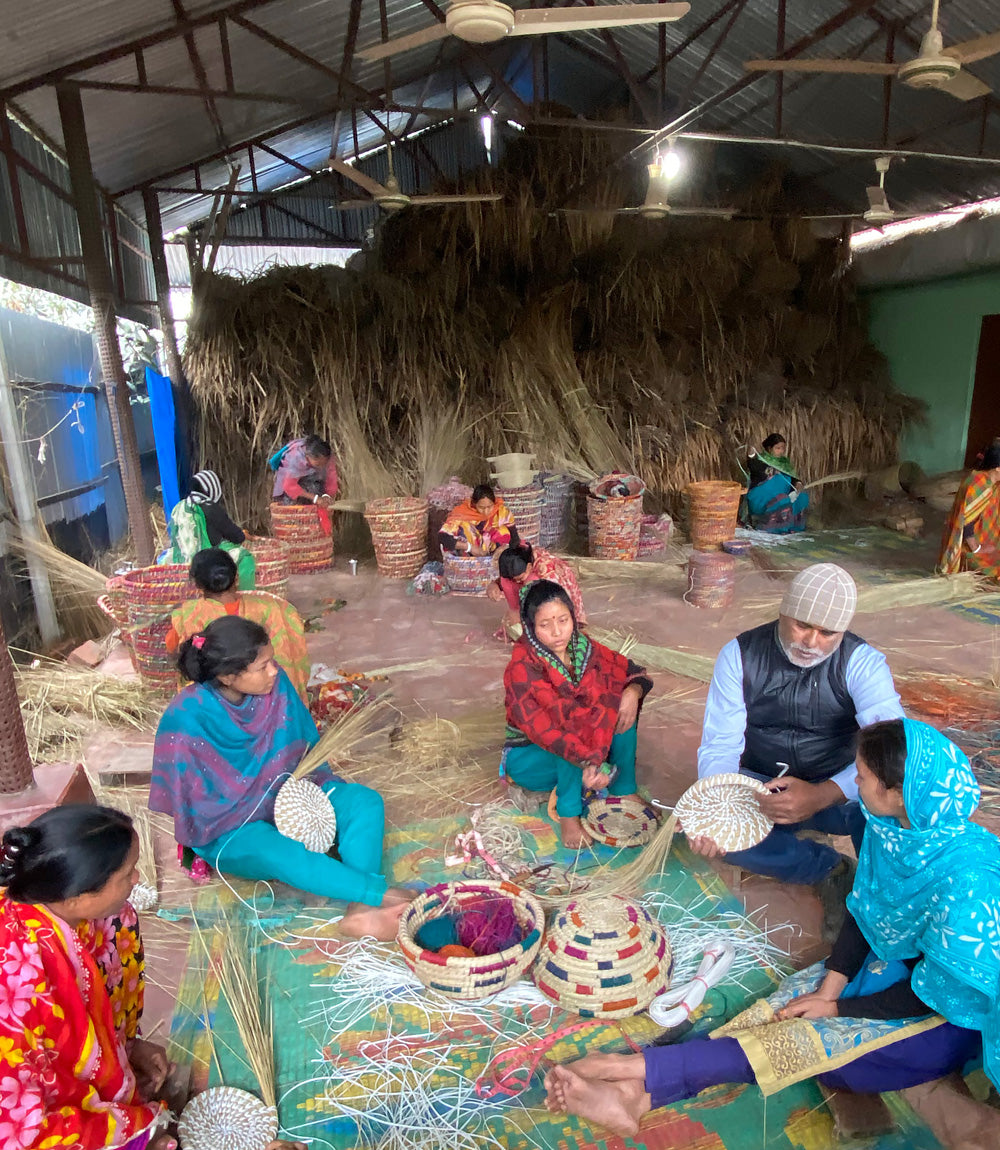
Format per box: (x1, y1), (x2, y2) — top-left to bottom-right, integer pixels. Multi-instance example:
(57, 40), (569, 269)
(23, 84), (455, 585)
(480, 114), (494, 162)
(658, 145), (682, 180)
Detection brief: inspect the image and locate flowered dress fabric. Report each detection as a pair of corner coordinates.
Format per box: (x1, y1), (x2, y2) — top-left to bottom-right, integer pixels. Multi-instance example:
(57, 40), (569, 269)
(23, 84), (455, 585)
(938, 469), (1000, 580)
(499, 548), (587, 624)
(0, 895), (161, 1148)
(440, 498), (516, 554)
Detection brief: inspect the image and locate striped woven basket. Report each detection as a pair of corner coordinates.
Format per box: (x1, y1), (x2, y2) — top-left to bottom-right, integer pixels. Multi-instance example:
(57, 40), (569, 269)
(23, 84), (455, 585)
(269, 504), (334, 573)
(538, 474), (574, 549)
(122, 565), (196, 626)
(130, 622), (177, 692)
(365, 498), (428, 578)
(587, 493), (643, 561)
(104, 575), (130, 628)
(685, 481), (744, 552)
(582, 796), (659, 847)
(397, 879), (544, 1000)
(534, 896), (673, 1018)
(684, 551), (737, 609)
(443, 552), (497, 595)
(497, 484), (542, 548)
(244, 535), (291, 596)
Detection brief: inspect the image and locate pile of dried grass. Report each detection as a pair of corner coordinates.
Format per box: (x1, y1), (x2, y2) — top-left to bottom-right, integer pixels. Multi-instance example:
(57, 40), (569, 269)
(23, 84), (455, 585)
(11, 531), (112, 642)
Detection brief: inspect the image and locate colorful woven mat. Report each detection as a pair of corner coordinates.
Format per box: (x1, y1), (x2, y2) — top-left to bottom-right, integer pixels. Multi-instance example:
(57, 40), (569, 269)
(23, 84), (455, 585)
(167, 814), (942, 1150)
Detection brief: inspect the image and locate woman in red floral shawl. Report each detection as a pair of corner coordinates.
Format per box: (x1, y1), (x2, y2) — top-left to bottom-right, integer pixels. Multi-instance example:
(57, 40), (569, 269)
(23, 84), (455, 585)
(502, 580), (652, 848)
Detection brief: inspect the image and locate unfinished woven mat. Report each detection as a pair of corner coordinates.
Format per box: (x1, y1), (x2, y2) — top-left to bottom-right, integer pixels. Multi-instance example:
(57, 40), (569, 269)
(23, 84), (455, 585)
(273, 777), (337, 853)
(583, 796), (658, 847)
(673, 773), (772, 852)
(397, 879), (543, 1000)
(534, 895), (673, 1018)
(178, 1086), (278, 1150)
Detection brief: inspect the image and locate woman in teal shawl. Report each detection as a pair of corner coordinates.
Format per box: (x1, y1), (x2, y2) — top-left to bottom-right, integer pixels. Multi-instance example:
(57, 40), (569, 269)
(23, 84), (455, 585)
(149, 615), (411, 940)
(745, 433), (809, 534)
(541, 718), (1000, 1141)
(164, 469), (256, 590)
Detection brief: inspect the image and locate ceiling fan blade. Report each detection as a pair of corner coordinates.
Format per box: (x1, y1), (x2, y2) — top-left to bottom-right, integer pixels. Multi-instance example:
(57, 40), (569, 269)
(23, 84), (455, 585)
(668, 207), (736, 217)
(410, 194), (503, 204)
(802, 213), (862, 220)
(512, 3), (689, 36)
(744, 58), (898, 75)
(357, 22), (450, 62)
(935, 68), (992, 101)
(328, 156), (388, 199)
(866, 186), (891, 213)
(943, 29), (1000, 66)
(332, 199), (380, 211)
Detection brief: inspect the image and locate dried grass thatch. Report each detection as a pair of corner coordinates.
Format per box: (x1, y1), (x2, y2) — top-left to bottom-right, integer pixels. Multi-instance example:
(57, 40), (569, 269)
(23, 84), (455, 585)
(11, 530), (112, 642)
(183, 129), (917, 532)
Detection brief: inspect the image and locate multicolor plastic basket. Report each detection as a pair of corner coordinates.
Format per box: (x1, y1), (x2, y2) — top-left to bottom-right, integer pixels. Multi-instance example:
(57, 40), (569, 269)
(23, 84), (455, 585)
(268, 504), (334, 573)
(684, 551), (737, 609)
(685, 481), (744, 552)
(122, 565), (196, 627)
(244, 535), (291, 596)
(537, 474), (574, 549)
(442, 552), (497, 595)
(497, 484), (542, 548)
(397, 879), (544, 1001)
(582, 796), (659, 847)
(534, 896), (673, 1018)
(587, 493), (643, 561)
(365, 498), (428, 578)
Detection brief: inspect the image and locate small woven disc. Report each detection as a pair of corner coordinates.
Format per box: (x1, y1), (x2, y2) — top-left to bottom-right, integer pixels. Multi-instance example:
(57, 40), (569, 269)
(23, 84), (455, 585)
(673, 772), (772, 853)
(274, 776), (337, 853)
(129, 881), (159, 912)
(178, 1086), (278, 1150)
(582, 796), (658, 847)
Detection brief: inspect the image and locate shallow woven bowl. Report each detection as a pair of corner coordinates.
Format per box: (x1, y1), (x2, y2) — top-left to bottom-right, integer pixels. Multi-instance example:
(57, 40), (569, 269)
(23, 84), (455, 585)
(673, 772), (772, 853)
(178, 1086), (278, 1150)
(273, 777), (337, 853)
(534, 895), (673, 1018)
(397, 879), (544, 1000)
(582, 796), (659, 847)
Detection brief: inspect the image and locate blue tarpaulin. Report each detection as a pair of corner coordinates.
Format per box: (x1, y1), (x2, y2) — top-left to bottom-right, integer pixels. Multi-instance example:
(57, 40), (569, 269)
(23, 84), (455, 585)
(145, 366), (180, 521)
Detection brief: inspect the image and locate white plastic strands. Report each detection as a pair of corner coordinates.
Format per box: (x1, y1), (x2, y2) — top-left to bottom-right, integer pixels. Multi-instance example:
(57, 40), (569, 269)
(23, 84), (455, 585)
(273, 777), (337, 853)
(128, 881), (159, 912)
(673, 773), (772, 853)
(178, 1086), (278, 1150)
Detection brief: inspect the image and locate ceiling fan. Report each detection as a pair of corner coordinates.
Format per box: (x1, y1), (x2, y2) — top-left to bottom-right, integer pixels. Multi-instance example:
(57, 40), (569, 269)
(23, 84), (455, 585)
(745, 0), (1000, 102)
(802, 157), (916, 228)
(561, 159), (736, 220)
(328, 149), (501, 213)
(358, 1), (690, 63)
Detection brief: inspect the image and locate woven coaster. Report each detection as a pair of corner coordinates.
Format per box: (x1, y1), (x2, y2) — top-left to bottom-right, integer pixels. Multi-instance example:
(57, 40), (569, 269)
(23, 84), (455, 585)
(673, 772), (772, 852)
(178, 1086), (278, 1150)
(582, 796), (658, 847)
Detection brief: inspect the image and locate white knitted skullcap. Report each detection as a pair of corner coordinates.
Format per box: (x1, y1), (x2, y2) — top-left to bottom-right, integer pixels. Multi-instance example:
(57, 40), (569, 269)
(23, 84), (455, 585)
(779, 563), (857, 632)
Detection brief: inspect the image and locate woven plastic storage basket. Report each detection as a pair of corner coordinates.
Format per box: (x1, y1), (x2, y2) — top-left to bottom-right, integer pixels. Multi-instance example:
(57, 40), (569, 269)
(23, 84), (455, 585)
(534, 896), (673, 1018)
(538, 474), (574, 549)
(243, 535), (290, 596)
(587, 474), (645, 561)
(684, 551), (737, 609)
(122, 565), (195, 626)
(397, 879), (544, 1000)
(685, 481), (743, 552)
(178, 1086), (278, 1150)
(443, 552), (497, 595)
(365, 497), (428, 578)
(269, 504), (334, 573)
(496, 484), (542, 548)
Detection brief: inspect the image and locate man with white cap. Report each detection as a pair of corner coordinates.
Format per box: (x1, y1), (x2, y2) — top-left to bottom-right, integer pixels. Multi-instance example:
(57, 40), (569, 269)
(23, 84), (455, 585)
(688, 563), (903, 933)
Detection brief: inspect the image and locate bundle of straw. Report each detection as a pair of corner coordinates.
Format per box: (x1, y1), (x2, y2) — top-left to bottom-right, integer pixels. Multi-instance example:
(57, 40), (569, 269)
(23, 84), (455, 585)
(10, 531), (111, 641)
(854, 572), (983, 614)
(292, 698), (393, 781)
(591, 628), (715, 683)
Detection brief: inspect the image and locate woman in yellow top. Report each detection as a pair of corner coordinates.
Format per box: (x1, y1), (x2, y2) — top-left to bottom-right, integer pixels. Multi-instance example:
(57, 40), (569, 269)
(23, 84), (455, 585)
(166, 548), (310, 700)
(439, 484), (518, 556)
(939, 442), (1000, 582)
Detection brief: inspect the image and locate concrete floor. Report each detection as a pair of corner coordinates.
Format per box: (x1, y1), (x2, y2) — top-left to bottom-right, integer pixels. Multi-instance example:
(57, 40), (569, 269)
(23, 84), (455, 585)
(80, 525), (1000, 1145)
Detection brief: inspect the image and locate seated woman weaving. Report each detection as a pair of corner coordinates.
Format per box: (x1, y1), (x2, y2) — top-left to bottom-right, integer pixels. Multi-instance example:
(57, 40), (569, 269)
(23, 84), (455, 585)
(166, 548), (310, 702)
(544, 719), (1000, 1143)
(939, 441), (1000, 583)
(149, 615), (410, 941)
(439, 484), (517, 556)
(745, 433), (809, 535)
(501, 580), (652, 849)
(488, 542), (587, 636)
(163, 469), (255, 589)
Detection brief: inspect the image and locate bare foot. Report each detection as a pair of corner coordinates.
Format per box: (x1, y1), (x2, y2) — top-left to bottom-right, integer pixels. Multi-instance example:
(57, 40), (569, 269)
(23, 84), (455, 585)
(560, 816), (593, 850)
(566, 1053), (646, 1082)
(339, 899), (408, 941)
(546, 1065), (650, 1138)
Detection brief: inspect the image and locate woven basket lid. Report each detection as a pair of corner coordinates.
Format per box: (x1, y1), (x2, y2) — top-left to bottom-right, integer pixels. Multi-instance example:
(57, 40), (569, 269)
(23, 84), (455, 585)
(273, 777), (337, 853)
(178, 1086), (278, 1150)
(673, 772), (772, 853)
(582, 796), (659, 847)
(534, 895), (672, 1018)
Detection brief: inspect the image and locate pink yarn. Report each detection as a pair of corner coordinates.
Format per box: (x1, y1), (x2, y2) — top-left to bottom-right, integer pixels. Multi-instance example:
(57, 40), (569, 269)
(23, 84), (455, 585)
(457, 894), (523, 956)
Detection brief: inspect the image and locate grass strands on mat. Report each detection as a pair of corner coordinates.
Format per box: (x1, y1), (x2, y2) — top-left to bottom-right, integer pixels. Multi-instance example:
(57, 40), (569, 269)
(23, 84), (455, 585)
(293, 697), (394, 781)
(548, 815), (677, 906)
(854, 572), (984, 613)
(591, 628), (715, 682)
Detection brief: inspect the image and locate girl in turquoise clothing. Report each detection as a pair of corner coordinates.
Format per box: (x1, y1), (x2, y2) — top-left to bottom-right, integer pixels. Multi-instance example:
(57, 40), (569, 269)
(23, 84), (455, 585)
(149, 615), (411, 940)
(745, 433), (809, 534)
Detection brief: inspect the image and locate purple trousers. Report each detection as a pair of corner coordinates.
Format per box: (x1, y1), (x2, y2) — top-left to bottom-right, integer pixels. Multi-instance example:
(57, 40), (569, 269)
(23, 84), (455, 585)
(643, 1024), (982, 1108)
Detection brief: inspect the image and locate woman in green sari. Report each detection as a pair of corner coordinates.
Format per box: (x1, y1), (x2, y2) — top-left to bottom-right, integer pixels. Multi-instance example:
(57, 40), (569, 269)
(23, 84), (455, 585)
(164, 470), (256, 590)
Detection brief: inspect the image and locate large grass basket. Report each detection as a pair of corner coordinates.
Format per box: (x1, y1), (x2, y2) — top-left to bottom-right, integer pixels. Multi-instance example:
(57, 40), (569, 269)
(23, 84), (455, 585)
(534, 895), (673, 1019)
(685, 481), (744, 552)
(397, 879), (544, 1001)
(122, 565), (196, 626)
(365, 497), (428, 578)
(268, 504), (333, 572)
(443, 552), (497, 595)
(244, 535), (290, 596)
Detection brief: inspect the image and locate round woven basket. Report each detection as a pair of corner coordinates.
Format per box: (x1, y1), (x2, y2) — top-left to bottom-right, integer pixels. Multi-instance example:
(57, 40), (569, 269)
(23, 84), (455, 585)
(497, 484), (542, 548)
(673, 773), (772, 853)
(587, 493), (643, 561)
(269, 504), (334, 573)
(721, 538), (753, 556)
(539, 474), (574, 549)
(685, 551), (737, 609)
(243, 535), (290, 596)
(122, 565), (196, 626)
(365, 498), (428, 578)
(131, 622), (177, 691)
(104, 575), (130, 628)
(178, 1086), (279, 1150)
(397, 879), (544, 1000)
(274, 777), (337, 852)
(685, 481), (744, 552)
(534, 896), (673, 1018)
(443, 552), (497, 595)
(582, 796), (659, 847)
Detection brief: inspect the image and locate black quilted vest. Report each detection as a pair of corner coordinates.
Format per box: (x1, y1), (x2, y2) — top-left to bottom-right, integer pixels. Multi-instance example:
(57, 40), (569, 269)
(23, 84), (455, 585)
(737, 621), (862, 782)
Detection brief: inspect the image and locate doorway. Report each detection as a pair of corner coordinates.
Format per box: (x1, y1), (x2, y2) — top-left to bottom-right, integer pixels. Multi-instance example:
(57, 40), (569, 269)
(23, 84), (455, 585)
(966, 313), (1000, 466)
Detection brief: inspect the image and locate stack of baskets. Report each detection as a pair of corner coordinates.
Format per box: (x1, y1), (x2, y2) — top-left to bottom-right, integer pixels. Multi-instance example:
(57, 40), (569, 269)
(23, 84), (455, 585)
(637, 513), (673, 558)
(243, 536), (290, 597)
(443, 552), (497, 595)
(121, 565), (196, 690)
(538, 473), (574, 549)
(587, 474), (645, 561)
(497, 483), (542, 548)
(685, 551), (737, 609)
(685, 481), (743, 552)
(488, 452), (537, 489)
(364, 497), (428, 578)
(269, 504), (333, 573)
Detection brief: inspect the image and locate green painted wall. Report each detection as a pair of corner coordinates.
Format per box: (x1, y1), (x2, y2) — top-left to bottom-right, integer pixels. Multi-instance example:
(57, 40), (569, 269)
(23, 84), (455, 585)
(864, 268), (1000, 472)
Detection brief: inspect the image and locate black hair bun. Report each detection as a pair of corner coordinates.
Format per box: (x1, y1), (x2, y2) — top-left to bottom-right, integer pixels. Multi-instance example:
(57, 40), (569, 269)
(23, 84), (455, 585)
(0, 825), (41, 881)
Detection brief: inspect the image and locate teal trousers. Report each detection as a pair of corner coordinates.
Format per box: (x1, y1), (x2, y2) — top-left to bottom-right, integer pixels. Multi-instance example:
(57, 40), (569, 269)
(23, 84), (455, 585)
(503, 724), (638, 817)
(193, 779), (388, 906)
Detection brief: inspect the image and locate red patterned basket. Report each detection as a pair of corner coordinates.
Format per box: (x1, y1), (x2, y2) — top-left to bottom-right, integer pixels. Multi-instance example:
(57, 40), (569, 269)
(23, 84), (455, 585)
(122, 565), (196, 626)
(244, 535), (291, 596)
(268, 504), (333, 573)
(130, 622), (177, 691)
(443, 552), (497, 595)
(685, 481), (743, 552)
(365, 498), (428, 579)
(587, 493), (643, 561)
(684, 551), (737, 609)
